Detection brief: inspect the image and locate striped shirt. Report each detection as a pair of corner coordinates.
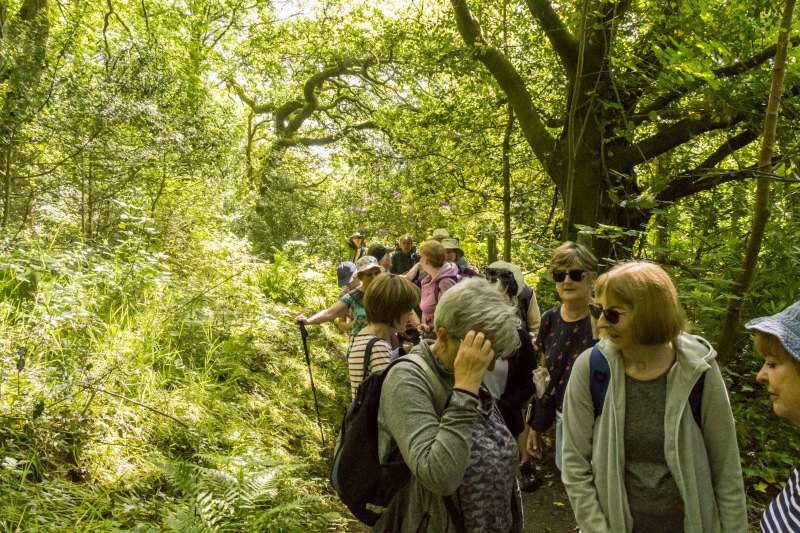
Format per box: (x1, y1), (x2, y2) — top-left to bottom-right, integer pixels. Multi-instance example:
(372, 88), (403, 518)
(762, 464), (800, 532)
(347, 333), (391, 399)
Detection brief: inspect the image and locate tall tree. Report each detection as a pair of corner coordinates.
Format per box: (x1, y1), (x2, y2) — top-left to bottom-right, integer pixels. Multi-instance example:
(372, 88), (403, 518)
(0, 0), (49, 228)
(716, 0), (796, 362)
(448, 0), (800, 257)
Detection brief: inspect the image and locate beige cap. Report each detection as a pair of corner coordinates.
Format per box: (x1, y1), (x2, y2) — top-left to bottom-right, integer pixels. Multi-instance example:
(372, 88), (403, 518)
(431, 228), (451, 241)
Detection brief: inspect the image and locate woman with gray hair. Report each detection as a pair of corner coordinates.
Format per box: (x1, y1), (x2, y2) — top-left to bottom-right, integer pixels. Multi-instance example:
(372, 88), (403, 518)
(374, 277), (524, 532)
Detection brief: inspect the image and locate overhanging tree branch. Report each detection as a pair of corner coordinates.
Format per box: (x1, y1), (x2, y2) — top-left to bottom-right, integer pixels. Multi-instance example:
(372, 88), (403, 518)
(633, 37), (800, 127)
(284, 121), (382, 147)
(450, 0), (558, 173)
(522, 0), (579, 72)
(610, 112), (745, 168)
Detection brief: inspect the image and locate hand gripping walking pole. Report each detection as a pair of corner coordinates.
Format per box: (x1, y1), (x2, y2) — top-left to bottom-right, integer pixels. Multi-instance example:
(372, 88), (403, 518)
(299, 323), (326, 447)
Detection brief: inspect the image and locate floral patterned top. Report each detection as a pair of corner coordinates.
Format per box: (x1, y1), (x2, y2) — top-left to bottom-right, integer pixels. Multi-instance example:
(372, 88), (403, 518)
(534, 306), (597, 412)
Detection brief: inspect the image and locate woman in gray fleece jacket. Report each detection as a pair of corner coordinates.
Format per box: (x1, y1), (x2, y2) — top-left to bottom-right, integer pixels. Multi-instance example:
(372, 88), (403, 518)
(561, 261), (746, 532)
(374, 278), (524, 532)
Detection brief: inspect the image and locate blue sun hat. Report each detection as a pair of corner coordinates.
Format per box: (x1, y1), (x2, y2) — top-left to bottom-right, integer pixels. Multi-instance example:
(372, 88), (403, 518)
(745, 301), (800, 361)
(336, 262), (357, 287)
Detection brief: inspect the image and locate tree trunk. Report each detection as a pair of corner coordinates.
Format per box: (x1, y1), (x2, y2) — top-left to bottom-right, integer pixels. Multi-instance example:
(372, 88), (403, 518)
(502, 105), (513, 261)
(1, 139), (12, 229)
(716, 0), (796, 362)
(488, 233), (497, 263)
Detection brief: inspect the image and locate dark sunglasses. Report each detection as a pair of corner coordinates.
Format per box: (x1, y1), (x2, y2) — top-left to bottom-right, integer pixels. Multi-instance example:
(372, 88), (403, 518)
(552, 269), (586, 283)
(589, 303), (631, 324)
(485, 268), (515, 281)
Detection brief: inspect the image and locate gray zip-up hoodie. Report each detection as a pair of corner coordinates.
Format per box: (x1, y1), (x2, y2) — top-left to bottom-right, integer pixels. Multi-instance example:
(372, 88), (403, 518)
(561, 334), (747, 532)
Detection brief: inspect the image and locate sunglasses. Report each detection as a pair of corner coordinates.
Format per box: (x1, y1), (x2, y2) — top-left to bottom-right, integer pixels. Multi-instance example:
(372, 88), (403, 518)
(589, 303), (632, 324)
(552, 269), (586, 283)
(485, 268), (515, 280)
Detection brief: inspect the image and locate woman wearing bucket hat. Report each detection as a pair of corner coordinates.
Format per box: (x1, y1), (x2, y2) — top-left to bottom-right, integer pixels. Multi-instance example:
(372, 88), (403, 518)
(746, 301), (800, 532)
(442, 238), (480, 278)
(337, 220), (367, 263)
(334, 262), (360, 334)
(295, 256), (383, 337)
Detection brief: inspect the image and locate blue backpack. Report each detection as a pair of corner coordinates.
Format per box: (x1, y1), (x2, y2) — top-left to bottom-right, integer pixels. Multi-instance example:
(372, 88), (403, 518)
(589, 345), (705, 426)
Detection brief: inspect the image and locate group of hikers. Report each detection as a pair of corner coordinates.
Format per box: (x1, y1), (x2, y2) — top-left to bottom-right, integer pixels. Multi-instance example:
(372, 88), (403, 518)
(295, 224), (800, 532)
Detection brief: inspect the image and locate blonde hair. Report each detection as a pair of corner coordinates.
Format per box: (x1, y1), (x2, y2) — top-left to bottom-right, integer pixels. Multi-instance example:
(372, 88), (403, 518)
(419, 240), (445, 269)
(755, 332), (800, 370)
(549, 241), (598, 273)
(364, 273), (421, 325)
(594, 261), (686, 345)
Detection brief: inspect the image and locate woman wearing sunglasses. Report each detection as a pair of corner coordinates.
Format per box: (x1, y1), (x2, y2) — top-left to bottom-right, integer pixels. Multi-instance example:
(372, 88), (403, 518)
(525, 242), (599, 477)
(561, 261), (746, 532)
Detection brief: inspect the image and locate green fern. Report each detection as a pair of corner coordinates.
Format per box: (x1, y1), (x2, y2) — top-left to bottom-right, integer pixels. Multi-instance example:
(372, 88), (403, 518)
(155, 455), (304, 532)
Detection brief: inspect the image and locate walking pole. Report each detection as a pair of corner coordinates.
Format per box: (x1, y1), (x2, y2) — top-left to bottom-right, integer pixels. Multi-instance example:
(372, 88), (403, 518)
(299, 323), (326, 447)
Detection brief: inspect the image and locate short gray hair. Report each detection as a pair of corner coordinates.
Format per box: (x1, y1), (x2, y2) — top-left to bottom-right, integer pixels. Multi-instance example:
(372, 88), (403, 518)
(434, 277), (521, 359)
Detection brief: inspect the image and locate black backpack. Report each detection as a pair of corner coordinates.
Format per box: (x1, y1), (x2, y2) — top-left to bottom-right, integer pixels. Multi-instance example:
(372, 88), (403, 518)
(330, 350), (448, 526)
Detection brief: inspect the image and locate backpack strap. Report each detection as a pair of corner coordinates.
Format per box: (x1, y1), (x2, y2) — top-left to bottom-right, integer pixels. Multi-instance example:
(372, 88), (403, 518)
(589, 345), (610, 418)
(433, 275), (459, 302)
(588, 344), (705, 428)
(361, 336), (381, 380)
(398, 352), (449, 413)
(688, 372), (705, 428)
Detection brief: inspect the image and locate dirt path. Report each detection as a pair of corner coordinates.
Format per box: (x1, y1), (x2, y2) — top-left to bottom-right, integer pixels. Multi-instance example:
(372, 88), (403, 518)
(521, 457), (577, 533)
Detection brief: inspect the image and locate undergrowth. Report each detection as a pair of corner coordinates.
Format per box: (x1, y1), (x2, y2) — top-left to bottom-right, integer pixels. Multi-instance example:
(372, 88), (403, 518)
(0, 232), (355, 532)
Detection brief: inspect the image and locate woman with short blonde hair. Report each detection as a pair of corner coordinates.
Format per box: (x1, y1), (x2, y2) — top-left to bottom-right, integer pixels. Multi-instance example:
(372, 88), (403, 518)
(593, 261), (686, 345)
(561, 260), (746, 532)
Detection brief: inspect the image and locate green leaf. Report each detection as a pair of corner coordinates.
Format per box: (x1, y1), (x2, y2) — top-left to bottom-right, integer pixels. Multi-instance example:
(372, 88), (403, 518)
(32, 401), (45, 420)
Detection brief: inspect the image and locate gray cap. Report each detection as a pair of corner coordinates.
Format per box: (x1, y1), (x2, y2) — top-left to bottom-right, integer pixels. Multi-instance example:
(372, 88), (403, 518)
(337, 261), (357, 287)
(745, 301), (800, 361)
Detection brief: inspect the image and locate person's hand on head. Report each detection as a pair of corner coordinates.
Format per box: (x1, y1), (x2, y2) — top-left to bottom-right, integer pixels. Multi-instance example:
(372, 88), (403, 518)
(453, 330), (494, 395)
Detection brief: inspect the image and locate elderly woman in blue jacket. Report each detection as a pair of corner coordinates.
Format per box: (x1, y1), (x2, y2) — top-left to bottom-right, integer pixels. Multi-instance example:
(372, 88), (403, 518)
(561, 261), (746, 532)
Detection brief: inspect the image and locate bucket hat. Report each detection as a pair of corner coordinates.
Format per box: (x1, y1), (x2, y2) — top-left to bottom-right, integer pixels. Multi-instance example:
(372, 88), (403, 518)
(355, 256), (384, 276)
(441, 238), (464, 258)
(431, 228), (451, 241)
(337, 262), (357, 287)
(745, 301), (800, 361)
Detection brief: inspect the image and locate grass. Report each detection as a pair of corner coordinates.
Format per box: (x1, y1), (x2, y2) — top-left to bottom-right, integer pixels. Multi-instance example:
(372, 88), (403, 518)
(0, 234), (357, 532)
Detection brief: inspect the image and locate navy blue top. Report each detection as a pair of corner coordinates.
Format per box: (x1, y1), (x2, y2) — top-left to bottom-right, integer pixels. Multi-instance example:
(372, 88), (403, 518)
(535, 306), (597, 412)
(762, 464), (800, 532)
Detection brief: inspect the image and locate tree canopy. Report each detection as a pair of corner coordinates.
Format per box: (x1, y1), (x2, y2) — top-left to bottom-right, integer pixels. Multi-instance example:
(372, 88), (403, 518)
(0, 0), (799, 528)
